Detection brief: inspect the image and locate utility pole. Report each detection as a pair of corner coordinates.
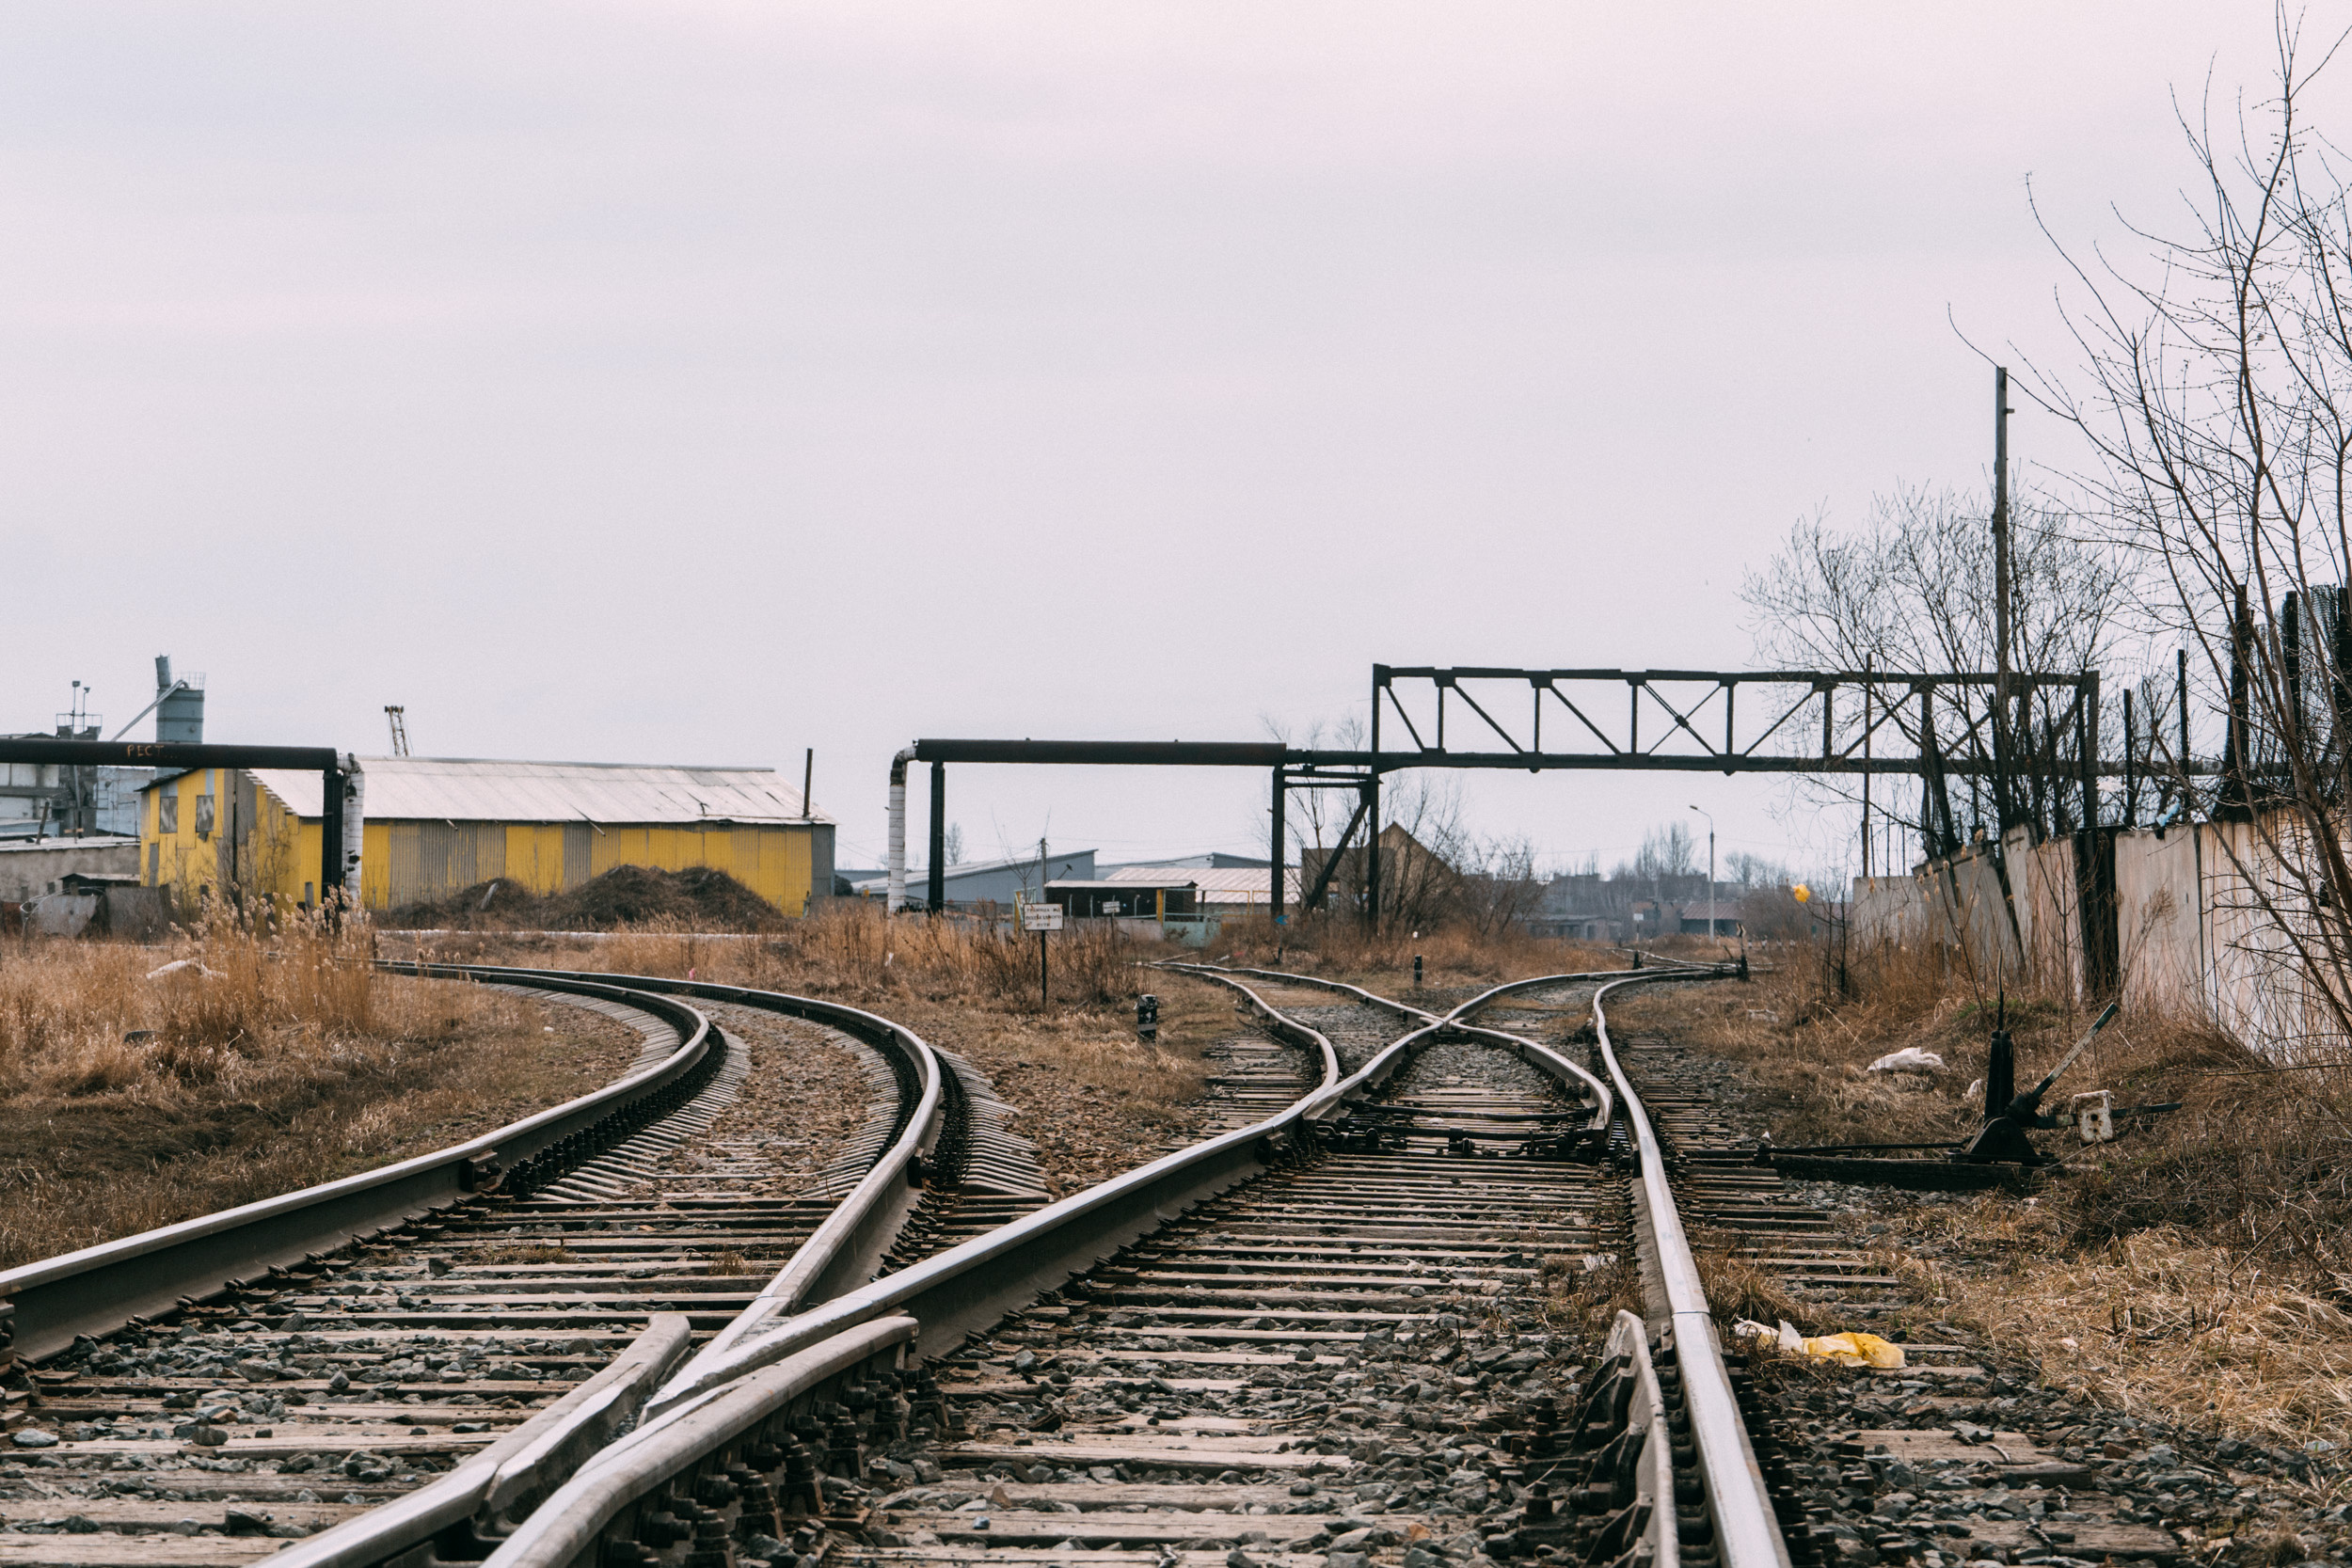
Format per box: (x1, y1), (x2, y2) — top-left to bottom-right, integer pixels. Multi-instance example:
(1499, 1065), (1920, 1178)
(1992, 367), (2015, 832)
(1860, 657), (1873, 879)
(1690, 804), (1715, 941)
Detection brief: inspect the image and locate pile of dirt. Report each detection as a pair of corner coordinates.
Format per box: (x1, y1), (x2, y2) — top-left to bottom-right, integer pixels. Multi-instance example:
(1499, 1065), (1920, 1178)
(544, 864), (780, 930)
(384, 865), (783, 932)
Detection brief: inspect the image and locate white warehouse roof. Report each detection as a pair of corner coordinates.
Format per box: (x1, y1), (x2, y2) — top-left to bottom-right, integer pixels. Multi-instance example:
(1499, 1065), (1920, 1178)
(1103, 864), (1301, 903)
(166, 756), (829, 827)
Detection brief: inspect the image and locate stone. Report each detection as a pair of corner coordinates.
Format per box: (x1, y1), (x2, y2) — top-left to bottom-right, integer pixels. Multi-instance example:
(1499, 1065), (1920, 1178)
(9, 1430), (58, 1448)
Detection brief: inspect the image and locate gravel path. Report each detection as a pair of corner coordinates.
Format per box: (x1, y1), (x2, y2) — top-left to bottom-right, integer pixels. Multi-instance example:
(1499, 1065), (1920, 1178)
(656, 1002), (880, 1198)
(1276, 1002), (1417, 1073)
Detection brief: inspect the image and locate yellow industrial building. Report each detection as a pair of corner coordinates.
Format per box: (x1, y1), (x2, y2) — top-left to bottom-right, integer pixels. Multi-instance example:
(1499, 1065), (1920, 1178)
(141, 756), (834, 916)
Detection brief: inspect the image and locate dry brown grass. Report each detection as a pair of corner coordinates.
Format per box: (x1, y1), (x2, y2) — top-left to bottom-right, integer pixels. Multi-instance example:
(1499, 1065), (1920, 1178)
(400, 903), (1159, 1014)
(1204, 911), (1629, 994)
(0, 914), (640, 1268)
(1895, 1212), (2352, 1455)
(382, 905), (1237, 1194)
(1695, 1243), (1833, 1337)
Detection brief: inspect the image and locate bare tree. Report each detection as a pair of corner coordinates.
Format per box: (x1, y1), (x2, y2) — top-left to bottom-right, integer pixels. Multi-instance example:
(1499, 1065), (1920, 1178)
(1742, 485), (2133, 846)
(1454, 835), (1547, 939)
(1632, 821), (1699, 880)
(2016, 14), (2352, 1042)
(1370, 772), (1470, 932)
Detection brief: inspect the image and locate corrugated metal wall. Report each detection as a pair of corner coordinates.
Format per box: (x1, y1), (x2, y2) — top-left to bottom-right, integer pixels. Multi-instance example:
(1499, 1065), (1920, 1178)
(144, 770), (833, 920)
(385, 822), (517, 908)
(363, 816), (830, 917)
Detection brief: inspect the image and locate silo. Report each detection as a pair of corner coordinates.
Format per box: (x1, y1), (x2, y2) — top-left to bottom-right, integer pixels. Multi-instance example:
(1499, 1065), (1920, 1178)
(154, 657), (205, 744)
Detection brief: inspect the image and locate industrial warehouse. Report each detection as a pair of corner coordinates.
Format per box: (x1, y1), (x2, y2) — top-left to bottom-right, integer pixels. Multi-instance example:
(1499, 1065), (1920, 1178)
(140, 754), (834, 917)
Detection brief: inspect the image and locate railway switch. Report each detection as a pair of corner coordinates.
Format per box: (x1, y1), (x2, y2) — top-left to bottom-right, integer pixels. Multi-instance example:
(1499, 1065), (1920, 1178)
(1136, 993), (1159, 1040)
(1958, 1002), (2118, 1165)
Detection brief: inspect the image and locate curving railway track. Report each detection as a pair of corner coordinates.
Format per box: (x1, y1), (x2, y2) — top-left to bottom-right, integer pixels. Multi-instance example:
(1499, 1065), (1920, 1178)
(0, 965), (1042, 1568)
(2, 946), (2217, 1568)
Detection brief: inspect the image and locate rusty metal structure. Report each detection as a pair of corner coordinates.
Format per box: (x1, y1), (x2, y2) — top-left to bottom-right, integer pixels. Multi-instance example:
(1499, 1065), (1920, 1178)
(902, 660), (2131, 931)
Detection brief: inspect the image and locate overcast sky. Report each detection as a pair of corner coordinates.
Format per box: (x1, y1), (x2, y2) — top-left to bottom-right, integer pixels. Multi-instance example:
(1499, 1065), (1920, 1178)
(2, 4), (2314, 875)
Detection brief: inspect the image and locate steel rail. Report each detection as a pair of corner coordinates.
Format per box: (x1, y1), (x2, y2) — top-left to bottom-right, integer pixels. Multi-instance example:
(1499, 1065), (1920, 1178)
(1593, 971), (1791, 1568)
(632, 974), (1360, 1421)
(484, 975), (1375, 1568)
(636, 962), (1632, 1403)
(260, 1316), (695, 1568)
(482, 1316), (922, 1568)
(403, 965), (953, 1378)
(1201, 962), (1441, 1023)
(483, 964), (1749, 1568)
(0, 971), (723, 1568)
(0, 970), (718, 1364)
(1184, 960), (1675, 1132)
(1168, 966), (1344, 1088)
(0, 962), (961, 1568)
(273, 964), (959, 1568)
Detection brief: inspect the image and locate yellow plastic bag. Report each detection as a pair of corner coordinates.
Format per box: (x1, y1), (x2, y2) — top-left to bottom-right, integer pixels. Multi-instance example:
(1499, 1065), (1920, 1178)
(1798, 1331), (1905, 1370)
(1732, 1319), (1906, 1370)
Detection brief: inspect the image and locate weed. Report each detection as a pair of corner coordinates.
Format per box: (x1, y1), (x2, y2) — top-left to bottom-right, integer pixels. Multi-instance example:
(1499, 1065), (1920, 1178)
(0, 911), (639, 1268)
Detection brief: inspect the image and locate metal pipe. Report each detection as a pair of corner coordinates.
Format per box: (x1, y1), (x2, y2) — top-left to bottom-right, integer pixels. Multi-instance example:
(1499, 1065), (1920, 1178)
(105, 679), (188, 744)
(342, 759), (366, 916)
(885, 746), (914, 914)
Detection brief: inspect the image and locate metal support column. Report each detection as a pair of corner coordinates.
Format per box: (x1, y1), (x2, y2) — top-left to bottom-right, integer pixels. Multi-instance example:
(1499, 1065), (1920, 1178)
(2227, 585), (2253, 815)
(1269, 770), (1286, 925)
(1367, 668), (1382, 931)
(320, 765), (345, 916)
(2080, 671), (2101, 832)
(928, 761), (946, 914)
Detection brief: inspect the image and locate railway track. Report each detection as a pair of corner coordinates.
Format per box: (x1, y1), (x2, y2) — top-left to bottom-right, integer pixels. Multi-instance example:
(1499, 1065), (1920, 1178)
(6, 950), (2214, 1568)
(475, 958), (1822, 1568)
(1597, 996), (2196, 1566)
(0, 965), (1043, 1568)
